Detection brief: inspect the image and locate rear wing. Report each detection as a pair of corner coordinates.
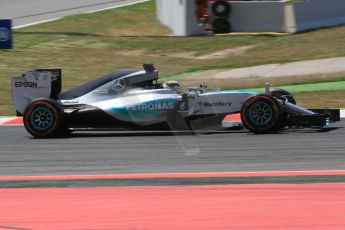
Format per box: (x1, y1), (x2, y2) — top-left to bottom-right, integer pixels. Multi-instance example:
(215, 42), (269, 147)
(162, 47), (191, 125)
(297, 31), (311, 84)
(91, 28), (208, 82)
(11, 69), (62, 115)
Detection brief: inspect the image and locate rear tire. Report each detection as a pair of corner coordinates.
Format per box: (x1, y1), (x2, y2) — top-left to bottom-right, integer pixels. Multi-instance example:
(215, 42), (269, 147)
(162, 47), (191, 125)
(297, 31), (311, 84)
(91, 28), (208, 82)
(24, 99), (64, 138)
(241, 94), (282, 134)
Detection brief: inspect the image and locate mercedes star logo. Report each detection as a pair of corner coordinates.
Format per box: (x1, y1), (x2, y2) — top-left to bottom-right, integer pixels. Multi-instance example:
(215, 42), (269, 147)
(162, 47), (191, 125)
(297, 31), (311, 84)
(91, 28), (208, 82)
(112, 79), (126, 91)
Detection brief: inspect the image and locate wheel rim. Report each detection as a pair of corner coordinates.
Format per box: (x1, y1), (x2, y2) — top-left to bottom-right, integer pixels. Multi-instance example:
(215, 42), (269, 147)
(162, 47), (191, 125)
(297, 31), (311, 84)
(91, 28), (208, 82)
(248, 101), (273, 126)
(30, 106), (54, 131)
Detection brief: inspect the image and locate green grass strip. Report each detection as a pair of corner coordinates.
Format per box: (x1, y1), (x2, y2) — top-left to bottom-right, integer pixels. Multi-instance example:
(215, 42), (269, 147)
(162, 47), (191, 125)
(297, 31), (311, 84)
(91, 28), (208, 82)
(245, 81), (345, 93)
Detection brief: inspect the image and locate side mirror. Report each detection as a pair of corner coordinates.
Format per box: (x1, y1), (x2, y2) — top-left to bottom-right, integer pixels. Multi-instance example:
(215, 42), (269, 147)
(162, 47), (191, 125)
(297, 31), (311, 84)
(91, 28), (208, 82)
(200, 82), (208, 89)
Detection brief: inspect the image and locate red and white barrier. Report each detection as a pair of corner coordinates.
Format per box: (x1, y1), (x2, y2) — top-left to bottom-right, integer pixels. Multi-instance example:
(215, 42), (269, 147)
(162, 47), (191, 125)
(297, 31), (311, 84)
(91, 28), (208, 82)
(0, 117), (23, 126)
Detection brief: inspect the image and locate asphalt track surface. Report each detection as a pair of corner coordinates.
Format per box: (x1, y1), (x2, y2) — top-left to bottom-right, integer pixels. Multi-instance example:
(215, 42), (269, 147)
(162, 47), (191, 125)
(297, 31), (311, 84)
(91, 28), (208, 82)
(0, 0), (147, 28)
(0, 120), (344, 177)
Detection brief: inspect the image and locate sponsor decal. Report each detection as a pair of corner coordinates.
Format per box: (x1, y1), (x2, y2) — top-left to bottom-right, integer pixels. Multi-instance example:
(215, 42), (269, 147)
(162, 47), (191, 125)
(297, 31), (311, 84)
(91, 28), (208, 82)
(198, 101), (231, 107)
(129, 102), (175, 111)
(61, 99), (79, 105)
(143, 85), (162, 89)
(15, 82), (38, 88)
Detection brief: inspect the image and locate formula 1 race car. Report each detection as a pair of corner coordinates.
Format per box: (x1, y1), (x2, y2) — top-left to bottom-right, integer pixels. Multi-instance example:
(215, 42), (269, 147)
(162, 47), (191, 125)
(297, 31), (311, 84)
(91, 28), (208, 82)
(12, 64), (340, 138)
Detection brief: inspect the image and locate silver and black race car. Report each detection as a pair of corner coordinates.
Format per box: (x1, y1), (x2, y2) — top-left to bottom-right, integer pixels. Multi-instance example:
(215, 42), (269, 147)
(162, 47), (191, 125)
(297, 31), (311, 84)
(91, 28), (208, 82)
(12, 64), (340, 138)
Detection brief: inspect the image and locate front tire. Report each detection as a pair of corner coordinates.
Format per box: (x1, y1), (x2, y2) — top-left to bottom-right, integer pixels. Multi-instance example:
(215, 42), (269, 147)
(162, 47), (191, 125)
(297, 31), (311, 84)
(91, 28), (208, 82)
(241, 94), (282, 134)
(269, 88), (296, 105)
(24, 99), (64, 138)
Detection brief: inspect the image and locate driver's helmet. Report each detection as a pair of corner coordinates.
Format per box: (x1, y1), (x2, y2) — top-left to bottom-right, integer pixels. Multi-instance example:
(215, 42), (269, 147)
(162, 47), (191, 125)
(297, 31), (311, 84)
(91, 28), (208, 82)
(163, 81), (182, 93)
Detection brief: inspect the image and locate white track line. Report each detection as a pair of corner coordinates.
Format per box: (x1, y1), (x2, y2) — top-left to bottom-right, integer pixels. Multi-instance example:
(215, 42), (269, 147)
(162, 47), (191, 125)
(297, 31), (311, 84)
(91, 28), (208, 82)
(85, 0), (150, 14)
(13, 18), (61, 29)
